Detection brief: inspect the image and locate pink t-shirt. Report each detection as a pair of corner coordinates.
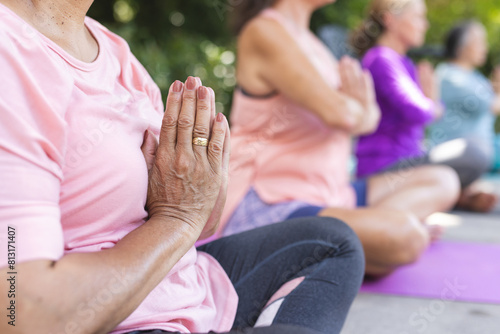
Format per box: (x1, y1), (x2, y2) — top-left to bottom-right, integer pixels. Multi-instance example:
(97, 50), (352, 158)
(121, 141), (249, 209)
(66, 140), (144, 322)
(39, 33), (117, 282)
(219, 9), (355, 232)
(0, 4), (237, 333)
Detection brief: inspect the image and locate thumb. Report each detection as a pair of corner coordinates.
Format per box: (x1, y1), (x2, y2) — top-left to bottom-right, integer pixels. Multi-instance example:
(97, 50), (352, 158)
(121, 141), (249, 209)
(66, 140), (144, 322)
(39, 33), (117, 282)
(141, 130), (158, 172)
(363, 71), (375, 100)
(221, 115), (231, 175)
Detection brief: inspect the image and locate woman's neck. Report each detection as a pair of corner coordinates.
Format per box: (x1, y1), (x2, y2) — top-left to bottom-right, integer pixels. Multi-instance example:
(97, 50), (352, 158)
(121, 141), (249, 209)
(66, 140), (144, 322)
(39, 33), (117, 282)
(272, 0), (314, 30)
(0, 0), (98, 62)
(451, 59), (475, 71)
(1, 0), (93, 27)
(376, 33), (409, 55)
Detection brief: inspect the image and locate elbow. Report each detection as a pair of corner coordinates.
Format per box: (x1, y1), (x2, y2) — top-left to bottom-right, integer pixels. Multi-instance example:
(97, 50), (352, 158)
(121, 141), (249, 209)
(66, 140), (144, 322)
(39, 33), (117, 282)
(8, 300), (108, 334)
(321, 112), (358, 133)
(359, 122), (378, 136)
(365, 111), (381, 134)
(0, 267), (107, 334)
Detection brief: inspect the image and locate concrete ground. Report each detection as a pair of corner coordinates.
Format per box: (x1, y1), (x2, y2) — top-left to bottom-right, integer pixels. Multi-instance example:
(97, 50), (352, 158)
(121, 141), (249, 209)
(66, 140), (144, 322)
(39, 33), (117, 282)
(342, 176), (500, 334)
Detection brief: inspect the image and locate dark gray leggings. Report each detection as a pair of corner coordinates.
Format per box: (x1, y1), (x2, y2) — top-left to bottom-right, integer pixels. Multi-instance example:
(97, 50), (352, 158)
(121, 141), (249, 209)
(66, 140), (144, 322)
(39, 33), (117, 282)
(384, 138), (492, 189)
(126, 217), (365, 334)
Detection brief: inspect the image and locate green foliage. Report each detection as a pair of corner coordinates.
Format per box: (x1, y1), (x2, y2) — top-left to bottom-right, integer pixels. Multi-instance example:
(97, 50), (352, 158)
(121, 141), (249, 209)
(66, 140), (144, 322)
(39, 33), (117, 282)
(88, 0), (500, 131)
(88, 0), (237, 114)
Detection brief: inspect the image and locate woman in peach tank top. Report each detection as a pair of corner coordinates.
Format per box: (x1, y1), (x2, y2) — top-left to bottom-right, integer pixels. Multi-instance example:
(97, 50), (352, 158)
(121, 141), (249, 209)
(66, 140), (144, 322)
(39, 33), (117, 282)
(219, 0), (461, 276)
(0, 0), (366, 333)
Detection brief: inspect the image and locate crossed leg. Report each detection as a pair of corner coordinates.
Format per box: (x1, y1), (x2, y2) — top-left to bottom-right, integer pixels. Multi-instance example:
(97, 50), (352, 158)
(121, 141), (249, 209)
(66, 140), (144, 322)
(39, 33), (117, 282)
(320, 165), (460, 276)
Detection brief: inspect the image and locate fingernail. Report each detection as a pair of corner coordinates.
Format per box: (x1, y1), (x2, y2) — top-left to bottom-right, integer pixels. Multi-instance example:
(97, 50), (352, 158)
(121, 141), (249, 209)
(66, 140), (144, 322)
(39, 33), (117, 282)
(216, 112), (224, 122)
(172, 80), (183, 93)
(198, 86), (208, 100)
(186, 77), (196, 91)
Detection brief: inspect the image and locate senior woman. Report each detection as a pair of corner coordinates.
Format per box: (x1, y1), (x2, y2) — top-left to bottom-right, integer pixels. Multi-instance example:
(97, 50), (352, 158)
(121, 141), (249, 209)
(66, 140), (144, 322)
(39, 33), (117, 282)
(216, 0), (459, 278)
(431, 21), (500, 171)
(0, 1), (365, 334)
(352, 0), (496, 212)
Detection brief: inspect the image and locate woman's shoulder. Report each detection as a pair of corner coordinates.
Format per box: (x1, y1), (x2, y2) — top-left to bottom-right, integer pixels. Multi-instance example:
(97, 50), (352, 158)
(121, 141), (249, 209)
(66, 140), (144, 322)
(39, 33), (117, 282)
(362, 46), (408, 76)
(240, 12), (283, 40)
(362, 46), (401, 66)
(435, 63), (458, 81)
(436, 62), (483, 86)
(0, 7), (74, 85)
(237, 15), (293, 60)
(0, 4), (45, 52)
(84, 17), (132, 54)
(0, 7), (75, 119)
(0, 5), (70, 70)
(85, 16), (161, 100)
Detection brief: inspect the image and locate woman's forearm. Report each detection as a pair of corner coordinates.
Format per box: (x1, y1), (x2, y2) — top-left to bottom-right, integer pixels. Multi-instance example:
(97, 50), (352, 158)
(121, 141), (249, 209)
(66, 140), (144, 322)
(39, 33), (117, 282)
(307, 89), (365, 132)
(0, 216), (200, 334)
(243, 19), (369, 133)
(351, 104), (381, 136)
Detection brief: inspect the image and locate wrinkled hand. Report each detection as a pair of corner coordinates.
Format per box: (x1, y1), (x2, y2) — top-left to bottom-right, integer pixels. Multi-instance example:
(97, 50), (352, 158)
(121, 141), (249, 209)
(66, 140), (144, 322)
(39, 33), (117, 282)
(199, 87), (230, 240)
(141, 77), (230, 239)
(339, 56), (380, 135)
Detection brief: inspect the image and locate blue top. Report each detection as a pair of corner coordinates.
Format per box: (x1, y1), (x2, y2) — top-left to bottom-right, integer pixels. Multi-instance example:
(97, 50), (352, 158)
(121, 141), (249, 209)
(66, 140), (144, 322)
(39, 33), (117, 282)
(429, 63), (496, 155)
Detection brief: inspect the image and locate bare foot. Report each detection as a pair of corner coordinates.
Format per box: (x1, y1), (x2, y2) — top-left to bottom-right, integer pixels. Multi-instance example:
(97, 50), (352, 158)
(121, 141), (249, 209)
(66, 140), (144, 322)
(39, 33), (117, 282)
(426, 224), (444, 243)
(457, 191), (498, 213)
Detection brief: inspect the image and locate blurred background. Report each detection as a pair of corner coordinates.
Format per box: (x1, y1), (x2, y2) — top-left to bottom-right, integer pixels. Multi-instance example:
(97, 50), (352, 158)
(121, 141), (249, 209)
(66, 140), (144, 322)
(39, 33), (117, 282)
(87, 0), (500, 131)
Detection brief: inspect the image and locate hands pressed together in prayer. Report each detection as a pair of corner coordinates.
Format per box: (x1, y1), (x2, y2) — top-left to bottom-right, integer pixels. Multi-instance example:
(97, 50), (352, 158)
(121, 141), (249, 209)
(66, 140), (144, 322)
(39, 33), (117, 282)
(339, 56), (381, 135)
(141, 76), (231, 241)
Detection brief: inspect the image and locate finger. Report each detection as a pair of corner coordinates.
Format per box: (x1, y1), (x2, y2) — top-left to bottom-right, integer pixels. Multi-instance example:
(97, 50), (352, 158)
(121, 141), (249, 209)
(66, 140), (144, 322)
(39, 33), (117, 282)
(207, 112), (227, 173)
(192, 86), (212, 158)
(177, 76), (201, 150)
(195, 77), (203, 86)
(221, 115), (231, 175)
(141, 130), (159, 172)
(208, 87), (216, 137)
(343, 59), (357, 91)
(339, 58), (350, 91)
(160, 80), (184, 151)
(363, 70), (375, 99)
(350, 58), (363, 82)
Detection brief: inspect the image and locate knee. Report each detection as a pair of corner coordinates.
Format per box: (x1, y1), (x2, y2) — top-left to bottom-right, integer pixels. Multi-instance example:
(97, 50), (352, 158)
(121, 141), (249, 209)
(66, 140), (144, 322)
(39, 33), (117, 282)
(307, 217), (363, 249)
(290, 217), (365, 270)
(386, 213), (429, 266)
(463, 138), (493, 175)
(315, 217), (365, 272)
(289, 216), (357, 242)
(425, 165), (461, 206)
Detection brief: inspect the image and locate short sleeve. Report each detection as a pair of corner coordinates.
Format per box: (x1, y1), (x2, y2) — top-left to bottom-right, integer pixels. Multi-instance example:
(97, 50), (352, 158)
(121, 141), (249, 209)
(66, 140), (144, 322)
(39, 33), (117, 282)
(131, 55), (165, 115)
(0, 27), (73, 267)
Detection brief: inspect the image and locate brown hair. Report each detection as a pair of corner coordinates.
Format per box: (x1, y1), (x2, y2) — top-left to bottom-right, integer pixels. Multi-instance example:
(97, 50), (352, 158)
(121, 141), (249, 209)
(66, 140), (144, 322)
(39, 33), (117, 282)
(230, 0), (277, 35)
(350, 0), (414, 56)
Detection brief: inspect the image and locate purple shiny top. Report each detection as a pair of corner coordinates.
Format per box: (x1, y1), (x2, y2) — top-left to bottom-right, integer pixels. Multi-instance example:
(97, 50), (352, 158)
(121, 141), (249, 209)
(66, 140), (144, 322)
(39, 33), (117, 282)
(356, 46), (437, 178)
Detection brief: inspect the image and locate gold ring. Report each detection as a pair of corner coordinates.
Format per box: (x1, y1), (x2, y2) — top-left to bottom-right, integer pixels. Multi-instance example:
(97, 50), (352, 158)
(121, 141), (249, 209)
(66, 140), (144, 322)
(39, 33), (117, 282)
(192, 137), (209, 147)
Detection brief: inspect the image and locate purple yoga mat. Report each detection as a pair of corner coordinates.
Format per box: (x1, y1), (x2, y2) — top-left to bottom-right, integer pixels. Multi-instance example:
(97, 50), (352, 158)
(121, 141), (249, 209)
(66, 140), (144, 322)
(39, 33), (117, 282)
(360, 241), (500, 304)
